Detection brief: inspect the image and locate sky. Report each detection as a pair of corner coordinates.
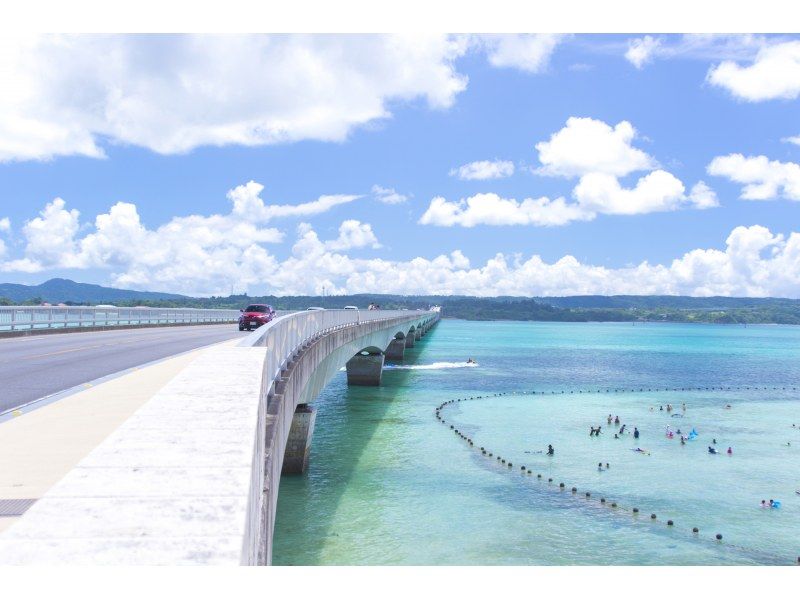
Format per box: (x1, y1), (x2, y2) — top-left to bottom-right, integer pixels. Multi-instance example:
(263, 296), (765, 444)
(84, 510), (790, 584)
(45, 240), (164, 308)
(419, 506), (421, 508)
(1, 33), (800, 297)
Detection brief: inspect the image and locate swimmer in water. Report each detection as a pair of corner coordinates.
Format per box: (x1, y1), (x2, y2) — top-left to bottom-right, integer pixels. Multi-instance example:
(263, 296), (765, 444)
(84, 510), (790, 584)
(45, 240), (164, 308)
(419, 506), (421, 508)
(614, 433), (619, 439)
(633, 427), (640, 439)
(605, 463), (610, 469)
(619, 424), (626, 434)
(682, 403), (686, 411)
(607, 415), (612, 425)
(659, 405), (664, 411)
(547, 444), (554, 456)
(598, 462), (604, 471)
(614, 415), (620, 425)
(727, 446), (732, 455)
(761, 500), (768, 508)
(712, 438), (717, 444)
(708, 446), (718, 454)
(680, 436), (686, 445)
(725, 404), (732, 409)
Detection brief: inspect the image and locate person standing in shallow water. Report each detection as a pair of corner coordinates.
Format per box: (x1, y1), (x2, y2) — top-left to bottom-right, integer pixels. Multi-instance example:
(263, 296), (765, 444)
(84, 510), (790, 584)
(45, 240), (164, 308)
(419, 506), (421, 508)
(634, 427), (640, 439)
(547, 444), (554, 456)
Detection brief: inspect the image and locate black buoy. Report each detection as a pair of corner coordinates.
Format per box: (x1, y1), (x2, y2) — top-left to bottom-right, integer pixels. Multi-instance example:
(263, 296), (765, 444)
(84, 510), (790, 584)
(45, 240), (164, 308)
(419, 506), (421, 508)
(585, 492), (591, 497)
(667, 520), (674, 526)
(521, 466), (526, 470)
(527, 470), (532, 475)
(449, 425), (454, 429)
(692, 527), (699, 533)
(559, 482), (565, 488)
(651, 513), (657, 520)
(508, 462), (513, 468)
(716, 533), (722, 540)
(633, 508), (639, 513)
(501, 459), (506, 464)
(600, 498), (606, 504)
(537, 474), (542, 479)
(571, 487), (577, 493)
(548, 478), (553, 483)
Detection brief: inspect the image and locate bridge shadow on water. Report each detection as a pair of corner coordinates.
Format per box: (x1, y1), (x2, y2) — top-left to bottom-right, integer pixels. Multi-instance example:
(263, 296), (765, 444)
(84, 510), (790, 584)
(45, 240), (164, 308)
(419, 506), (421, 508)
(272, 330), (438, 565)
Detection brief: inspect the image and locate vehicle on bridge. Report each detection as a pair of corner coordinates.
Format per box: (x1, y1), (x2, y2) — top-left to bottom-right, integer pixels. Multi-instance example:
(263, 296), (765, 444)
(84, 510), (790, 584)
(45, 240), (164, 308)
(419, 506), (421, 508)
(238, 304), (276, 331)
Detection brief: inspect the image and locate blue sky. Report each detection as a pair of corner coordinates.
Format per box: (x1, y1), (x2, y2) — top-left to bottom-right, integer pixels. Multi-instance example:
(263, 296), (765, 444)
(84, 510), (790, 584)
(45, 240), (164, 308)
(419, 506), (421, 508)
(1, 34), (799, 297)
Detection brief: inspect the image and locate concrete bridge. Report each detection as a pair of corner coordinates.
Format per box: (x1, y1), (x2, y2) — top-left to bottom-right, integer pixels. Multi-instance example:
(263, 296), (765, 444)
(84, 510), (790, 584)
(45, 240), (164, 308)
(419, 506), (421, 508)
(0, 308), (440, 565)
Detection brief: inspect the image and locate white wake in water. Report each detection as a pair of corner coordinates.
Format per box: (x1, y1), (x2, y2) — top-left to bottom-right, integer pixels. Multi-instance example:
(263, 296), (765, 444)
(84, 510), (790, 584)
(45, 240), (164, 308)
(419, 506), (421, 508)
(384, 361), (479, 370)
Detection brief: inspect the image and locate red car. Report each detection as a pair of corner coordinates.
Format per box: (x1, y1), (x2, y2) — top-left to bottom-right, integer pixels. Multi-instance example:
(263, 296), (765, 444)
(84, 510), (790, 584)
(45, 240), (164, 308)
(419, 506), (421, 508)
(238, 304), (275, 331)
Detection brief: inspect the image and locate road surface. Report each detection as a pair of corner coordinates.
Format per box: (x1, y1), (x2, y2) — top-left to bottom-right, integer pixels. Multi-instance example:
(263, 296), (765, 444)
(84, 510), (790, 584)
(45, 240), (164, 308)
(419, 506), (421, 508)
(0, 324), (244, 413)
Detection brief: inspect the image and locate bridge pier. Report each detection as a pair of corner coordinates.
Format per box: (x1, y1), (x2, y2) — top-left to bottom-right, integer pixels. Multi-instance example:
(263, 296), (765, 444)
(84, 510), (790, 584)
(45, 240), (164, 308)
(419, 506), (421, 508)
(346, 351), (385, 385)
(405, 332), (415, 348)
(415, 329), (422, 341)
(282, 404), (317, 474)
(385, 337), (406, 362)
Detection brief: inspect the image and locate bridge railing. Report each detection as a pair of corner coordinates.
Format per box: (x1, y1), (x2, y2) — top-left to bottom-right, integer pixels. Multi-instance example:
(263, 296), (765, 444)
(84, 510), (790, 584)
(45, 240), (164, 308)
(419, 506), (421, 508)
(239, 309), (436, 403)
(0, 306), (241, 332)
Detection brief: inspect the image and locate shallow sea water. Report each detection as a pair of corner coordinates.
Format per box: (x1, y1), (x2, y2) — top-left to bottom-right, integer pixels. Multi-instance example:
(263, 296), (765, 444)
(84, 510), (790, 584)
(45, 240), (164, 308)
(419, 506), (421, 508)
(273, 320), (800, 565)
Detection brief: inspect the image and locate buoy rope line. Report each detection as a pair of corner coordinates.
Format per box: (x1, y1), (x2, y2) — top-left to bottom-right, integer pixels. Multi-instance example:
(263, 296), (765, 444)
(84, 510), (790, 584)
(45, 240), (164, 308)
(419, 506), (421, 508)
(434, 386), (799, 566)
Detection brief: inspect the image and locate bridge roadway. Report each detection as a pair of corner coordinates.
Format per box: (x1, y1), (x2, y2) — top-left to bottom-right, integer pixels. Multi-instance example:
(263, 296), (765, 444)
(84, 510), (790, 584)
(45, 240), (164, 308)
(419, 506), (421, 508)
(0, 324), (242, 414)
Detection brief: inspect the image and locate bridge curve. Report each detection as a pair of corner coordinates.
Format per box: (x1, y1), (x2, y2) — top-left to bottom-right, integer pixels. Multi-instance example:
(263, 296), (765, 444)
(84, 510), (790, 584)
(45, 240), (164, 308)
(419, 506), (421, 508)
(0, 308), (439, 565)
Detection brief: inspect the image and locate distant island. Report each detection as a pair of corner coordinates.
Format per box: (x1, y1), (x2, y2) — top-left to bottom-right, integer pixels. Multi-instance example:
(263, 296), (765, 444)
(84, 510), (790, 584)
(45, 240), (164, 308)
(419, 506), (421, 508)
(2, 278), (800, 324)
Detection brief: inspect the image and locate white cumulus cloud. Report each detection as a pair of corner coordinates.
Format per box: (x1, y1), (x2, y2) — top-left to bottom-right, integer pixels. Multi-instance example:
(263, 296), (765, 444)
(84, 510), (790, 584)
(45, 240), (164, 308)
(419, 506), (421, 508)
(423, 117), (715, 228)
(625, 35), (662, 69)
(480, 34), (565, 73)
(0, 34), (470, 162)
(0, 182), (360, 294)
(450, 159), (515, 181)
(707, 40), (800, 101)
(707, 154), (800, 200)
(371, 185), (409, 204)
(535, 117), (656, 178)
(419, 193), (593, 227)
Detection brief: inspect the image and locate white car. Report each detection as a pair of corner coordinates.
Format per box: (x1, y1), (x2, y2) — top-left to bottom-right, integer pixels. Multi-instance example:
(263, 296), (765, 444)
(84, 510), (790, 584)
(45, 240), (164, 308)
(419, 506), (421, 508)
(343, 305), (359, 310)
(306, 306), (325, 311)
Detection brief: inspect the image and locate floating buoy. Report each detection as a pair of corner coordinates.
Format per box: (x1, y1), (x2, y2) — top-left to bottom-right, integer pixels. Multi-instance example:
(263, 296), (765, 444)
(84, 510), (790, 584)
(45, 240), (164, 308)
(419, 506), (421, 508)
(548, 478), (553, 483)
(692, 527), (699, 533)
(667, 520), (674, 526)
(633, 508), (639, 514)
(521, 466), (526, 470)
(600, 498), (606, 504)
(527, 470), (532, 475)
(611, 502), (617, 508)
(651, 514), (657, 520)
(571, 487), (577, 493)
(585, 492), (591, 497)
(716, 533), (722, 540)
(537, 474), (542, 479)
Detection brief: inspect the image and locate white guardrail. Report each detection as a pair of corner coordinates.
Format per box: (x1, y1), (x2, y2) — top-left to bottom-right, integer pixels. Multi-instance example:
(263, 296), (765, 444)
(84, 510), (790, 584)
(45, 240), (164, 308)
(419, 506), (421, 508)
(0, 306), (241, 332)
(239, 309), (438, 404)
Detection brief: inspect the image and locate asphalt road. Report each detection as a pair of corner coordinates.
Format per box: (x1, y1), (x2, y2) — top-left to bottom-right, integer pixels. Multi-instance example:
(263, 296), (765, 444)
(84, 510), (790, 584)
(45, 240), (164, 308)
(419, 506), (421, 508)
(0, 324), (244, 413)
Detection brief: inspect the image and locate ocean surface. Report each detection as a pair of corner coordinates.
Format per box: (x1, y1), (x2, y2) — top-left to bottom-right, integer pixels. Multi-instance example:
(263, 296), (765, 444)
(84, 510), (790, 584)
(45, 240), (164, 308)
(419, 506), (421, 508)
(272, 320), (800, 565)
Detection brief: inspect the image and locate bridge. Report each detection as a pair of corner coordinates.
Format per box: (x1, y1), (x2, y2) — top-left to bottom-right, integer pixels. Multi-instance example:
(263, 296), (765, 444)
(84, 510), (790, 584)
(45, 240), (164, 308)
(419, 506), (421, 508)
(0, 308), (440, 565)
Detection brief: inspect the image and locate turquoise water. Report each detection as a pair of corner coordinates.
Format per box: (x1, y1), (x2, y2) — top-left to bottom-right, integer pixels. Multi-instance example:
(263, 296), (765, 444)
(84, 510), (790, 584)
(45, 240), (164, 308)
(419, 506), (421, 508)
(272, 320), (800, 565)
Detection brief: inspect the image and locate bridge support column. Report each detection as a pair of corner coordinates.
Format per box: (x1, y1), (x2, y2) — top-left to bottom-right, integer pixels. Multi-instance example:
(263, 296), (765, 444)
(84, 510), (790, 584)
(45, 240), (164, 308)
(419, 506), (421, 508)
(415, 329), (422, 341)
(404, 333), (415, 348)
(385, 338), (406, 362)
(346, 352), (385, 386)
(282, 404), (317, 474)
